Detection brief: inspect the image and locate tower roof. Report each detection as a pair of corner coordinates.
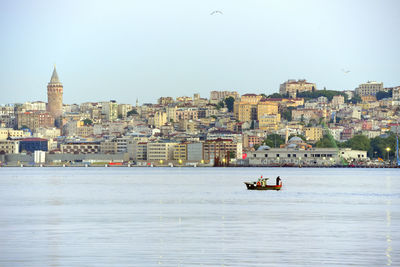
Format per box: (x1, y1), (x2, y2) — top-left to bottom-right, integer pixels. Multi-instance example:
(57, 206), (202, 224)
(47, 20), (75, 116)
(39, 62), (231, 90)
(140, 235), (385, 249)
(49, 65), (61, 84)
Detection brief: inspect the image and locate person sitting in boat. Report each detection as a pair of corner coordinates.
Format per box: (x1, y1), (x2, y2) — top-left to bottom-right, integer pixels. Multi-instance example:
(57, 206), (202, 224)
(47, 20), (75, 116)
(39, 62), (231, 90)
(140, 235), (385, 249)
(276, 176), (281, 185)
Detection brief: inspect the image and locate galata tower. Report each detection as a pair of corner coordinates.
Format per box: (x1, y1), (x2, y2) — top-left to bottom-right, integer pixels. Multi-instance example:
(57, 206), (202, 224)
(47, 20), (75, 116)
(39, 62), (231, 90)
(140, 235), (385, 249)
(47, 65), (63, 119)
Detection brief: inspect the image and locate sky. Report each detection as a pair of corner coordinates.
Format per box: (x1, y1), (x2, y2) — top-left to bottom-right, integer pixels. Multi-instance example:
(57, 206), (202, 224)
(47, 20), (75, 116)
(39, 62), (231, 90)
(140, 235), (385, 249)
(0, 0), (399, 105)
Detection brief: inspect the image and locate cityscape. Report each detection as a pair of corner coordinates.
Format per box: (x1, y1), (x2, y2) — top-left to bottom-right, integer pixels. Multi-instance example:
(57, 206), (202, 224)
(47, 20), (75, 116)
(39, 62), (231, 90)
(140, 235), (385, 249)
(1, 1), (400, 266)
(1, 66), (399, 167)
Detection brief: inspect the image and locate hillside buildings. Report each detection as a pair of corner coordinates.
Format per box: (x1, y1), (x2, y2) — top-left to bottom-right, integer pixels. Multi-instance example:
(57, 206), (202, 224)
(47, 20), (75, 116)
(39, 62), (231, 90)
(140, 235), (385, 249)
(0, 70), (399, 167)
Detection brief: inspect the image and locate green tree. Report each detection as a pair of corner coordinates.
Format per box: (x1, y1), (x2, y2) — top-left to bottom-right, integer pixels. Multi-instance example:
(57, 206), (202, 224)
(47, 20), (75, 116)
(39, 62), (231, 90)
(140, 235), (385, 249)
(83, 118), (93, 125)
(224, 96), (235, 112)
(266, 93), (285, 98)
(297, 90), (348, 101)
(315, 135), (337, 148)
(127, 109), (138, 116)
(376, 90), (392, 100)
(281, 107), (294, 121)
(216, 101), (225, 110)
(263, 134), (285, 148)
(348, 95), (362, 104)
(250, 120), (255, 129)
(347, 134), (371, 151)
(369, 133), (396, 159)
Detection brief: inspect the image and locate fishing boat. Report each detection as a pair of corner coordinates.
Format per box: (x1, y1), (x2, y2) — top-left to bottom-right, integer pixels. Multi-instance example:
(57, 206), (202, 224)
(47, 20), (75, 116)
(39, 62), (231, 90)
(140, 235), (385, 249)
(244, 177), (282, 191)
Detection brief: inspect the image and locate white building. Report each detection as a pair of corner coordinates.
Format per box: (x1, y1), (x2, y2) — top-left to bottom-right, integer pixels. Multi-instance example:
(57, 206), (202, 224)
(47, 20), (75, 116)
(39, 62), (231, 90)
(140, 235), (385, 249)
(339, 148), (368, 161)
(248, 146), (340, 166)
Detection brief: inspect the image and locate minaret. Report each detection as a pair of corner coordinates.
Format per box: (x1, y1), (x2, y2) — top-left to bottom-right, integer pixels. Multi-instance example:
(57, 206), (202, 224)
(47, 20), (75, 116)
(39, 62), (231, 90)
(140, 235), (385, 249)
(47, 65), (63, 119)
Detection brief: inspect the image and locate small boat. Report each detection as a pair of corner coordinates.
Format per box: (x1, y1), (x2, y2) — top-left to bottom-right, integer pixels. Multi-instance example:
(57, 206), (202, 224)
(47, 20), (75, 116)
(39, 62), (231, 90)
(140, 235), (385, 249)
(244, 177), (282, 191)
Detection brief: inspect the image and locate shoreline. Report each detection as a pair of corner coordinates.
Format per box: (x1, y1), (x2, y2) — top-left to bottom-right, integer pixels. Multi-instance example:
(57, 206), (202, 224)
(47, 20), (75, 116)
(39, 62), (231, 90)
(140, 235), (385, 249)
(1, 164), (399, 168)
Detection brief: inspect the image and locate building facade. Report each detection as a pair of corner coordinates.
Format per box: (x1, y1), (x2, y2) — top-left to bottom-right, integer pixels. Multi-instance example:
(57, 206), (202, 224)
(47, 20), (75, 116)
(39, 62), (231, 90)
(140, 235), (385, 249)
(355, 81), (384, 96)
(248, 147), (340, 166)
(0, 140), (20, 154)
(279, 79), (316, 98)
(61, 142), (101, 154)
(203, 138), (242, 161)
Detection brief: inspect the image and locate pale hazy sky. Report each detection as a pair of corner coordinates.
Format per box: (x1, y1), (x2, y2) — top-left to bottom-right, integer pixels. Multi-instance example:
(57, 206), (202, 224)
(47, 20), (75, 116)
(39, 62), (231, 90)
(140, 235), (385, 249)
(0, 0), (399, 105)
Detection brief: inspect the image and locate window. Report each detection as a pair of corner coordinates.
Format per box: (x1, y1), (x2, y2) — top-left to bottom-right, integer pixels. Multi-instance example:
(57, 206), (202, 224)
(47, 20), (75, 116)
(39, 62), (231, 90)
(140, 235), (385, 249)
(293, 154), (296, 157)
(288, 154), (291, 158)
(276, 154), (280, 157)
(264, 154), (268, 158)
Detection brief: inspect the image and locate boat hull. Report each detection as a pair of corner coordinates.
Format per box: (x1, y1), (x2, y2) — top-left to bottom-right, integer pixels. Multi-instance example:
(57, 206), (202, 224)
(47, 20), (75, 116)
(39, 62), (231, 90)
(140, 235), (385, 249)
(244, 182), (282, 191)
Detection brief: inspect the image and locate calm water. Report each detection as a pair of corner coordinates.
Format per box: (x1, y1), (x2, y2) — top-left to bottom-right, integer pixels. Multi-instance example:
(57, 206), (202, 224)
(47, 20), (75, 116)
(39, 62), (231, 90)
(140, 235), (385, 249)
(0, 167), (399, 267)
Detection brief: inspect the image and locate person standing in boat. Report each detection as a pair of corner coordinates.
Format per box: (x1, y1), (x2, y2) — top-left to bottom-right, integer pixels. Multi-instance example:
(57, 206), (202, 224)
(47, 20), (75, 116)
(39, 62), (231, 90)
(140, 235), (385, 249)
(276, 176), (281, 185)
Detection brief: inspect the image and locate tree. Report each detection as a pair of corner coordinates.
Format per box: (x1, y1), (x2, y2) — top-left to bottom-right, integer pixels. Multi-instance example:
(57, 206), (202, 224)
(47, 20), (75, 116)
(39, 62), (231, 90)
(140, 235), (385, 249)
(348, 95), (362, 104)
(347, 134), (371, 151)
(83, 118), (93, 125)
(266, 93), (285, 99)
(281, 107), (294, 121)
(297, 90), (348, 101)
(224, 96), (235, 112)
(216, 101), (225, 110)
(127, 109), (138, 117)
(369, 133), (396, 158)
(263, 134), (284, 148)
(315, 135), (337, 148)
(376, 90), (392, 100)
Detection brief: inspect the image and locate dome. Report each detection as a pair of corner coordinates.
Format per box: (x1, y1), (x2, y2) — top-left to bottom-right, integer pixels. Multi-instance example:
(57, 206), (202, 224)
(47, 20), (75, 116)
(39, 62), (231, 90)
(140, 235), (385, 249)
(287, 143), (297, 148)
(257, 145), (271, 151)
(288, 136), (303, 143)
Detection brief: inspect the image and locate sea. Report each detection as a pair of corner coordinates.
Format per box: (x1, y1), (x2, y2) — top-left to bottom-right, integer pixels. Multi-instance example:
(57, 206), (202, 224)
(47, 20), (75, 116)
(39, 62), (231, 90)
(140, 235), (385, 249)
(0, 167), (399, 267)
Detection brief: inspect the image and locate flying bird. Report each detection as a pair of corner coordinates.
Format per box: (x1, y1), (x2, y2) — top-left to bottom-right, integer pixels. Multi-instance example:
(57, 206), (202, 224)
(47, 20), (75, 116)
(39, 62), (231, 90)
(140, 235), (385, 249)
(210, 10), (223, 15)
(341, 69), (350, 74)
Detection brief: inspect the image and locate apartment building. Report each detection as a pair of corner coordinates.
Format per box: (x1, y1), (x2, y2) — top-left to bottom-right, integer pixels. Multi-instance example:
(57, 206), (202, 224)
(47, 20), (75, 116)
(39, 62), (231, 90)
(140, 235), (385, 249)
(147, 141), (177, 161)
(17, 111), (54, 131)
(304, 127), (324, 142)
(0, 140), (20, 154)
(203, 138), (242, 161)
(355, 81), (384, 96)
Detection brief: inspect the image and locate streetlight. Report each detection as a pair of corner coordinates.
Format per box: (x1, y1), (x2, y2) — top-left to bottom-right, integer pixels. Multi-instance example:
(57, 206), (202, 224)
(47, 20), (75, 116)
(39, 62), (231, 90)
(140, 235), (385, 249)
(386, 147), (391, 163)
